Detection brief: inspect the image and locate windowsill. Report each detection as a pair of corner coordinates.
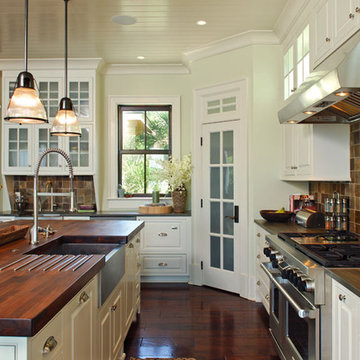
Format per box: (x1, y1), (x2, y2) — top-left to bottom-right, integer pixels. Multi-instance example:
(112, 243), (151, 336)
(106, 197), (172, 210)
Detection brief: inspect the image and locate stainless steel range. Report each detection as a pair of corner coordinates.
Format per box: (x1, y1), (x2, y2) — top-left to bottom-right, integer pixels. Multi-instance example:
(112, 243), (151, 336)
(262, 231), (360, 360)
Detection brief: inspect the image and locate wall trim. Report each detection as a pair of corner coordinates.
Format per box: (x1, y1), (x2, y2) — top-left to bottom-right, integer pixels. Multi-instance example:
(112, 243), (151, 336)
(107, 95), (181, 210)
(103, 64), (190, 75)
(183, 30), (279, 65)
(0, 58), (103, 71)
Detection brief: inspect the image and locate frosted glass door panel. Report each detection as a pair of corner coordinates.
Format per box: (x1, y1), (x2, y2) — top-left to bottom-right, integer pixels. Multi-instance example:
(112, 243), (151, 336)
(208, 129), (235, 273)
(38, 128), (59, 167)
(7, 127), (30, 168)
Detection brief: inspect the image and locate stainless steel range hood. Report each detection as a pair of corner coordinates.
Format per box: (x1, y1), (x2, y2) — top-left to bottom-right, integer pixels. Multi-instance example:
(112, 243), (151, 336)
(278, 41), (360, 124)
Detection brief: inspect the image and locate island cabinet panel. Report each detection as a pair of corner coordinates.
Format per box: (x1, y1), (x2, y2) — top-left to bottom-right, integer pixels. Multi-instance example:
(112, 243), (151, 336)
(63, 276), (97, 360)
(137, 216), (191, 281)
(332, 279), (360, 360)
(99, 279), (125, 360)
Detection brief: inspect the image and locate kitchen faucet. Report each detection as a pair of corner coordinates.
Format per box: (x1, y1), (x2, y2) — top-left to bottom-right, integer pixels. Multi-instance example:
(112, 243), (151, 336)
(30, 148), (75, 245)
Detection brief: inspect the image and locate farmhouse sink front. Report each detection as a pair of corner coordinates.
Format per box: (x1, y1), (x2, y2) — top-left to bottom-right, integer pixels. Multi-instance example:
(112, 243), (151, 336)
(26, 235), (126, 306)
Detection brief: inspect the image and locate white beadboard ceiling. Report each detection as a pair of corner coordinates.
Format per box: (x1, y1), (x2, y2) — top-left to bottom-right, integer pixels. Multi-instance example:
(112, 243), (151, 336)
(0, 0), (288, 65)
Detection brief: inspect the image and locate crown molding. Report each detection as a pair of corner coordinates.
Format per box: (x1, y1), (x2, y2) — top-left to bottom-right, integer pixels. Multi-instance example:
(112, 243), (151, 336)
(0, 58), (103, 71)
(273, 0), (311, 45)
(103, 64), (190, 75)
(182, 30), (279, 65)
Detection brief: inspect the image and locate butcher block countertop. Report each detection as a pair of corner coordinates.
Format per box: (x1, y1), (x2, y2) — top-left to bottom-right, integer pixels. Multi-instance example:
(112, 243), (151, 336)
(0, 219), (144, 337)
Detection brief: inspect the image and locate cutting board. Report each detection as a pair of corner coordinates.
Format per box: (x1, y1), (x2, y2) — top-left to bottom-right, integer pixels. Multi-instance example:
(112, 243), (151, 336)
(138, 204), (173, 214)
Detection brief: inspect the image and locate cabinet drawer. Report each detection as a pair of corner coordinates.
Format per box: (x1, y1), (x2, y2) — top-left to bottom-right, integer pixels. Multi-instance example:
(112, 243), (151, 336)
(30, 312), (63, 359)
(257, 278), (270, 314)
(141, 222), (186, 252)
(141, 255), (187, 275)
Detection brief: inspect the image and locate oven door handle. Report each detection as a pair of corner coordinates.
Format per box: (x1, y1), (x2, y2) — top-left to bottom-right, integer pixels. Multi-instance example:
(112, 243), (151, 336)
(260, 263), (317, 320)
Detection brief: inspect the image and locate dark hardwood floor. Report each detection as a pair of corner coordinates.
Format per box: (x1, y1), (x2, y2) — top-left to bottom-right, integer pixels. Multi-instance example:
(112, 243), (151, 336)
(125, 283), (280, 360)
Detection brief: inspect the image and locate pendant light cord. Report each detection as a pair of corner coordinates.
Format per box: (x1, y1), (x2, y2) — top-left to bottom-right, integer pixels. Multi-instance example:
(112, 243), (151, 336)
(65, 0), (69, 97)
(24, 0), (28, 72)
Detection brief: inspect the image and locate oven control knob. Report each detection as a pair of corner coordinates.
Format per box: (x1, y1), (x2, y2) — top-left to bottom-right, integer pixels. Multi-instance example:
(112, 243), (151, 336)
(289, 269), (301, 283)
(297, 277), (314, 292)
(270, 252), (283, 262)
(281, 265), (291, 279)
(293, 272), (304, 287)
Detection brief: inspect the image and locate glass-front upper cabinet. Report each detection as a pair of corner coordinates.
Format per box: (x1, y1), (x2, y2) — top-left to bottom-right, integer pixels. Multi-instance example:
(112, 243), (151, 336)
(66, 125), (93, 174)
(35, 126), (66, 175)
(283, 24), (310, 100)
(69, 79), (92, 121)
(3, 125), (33, 174)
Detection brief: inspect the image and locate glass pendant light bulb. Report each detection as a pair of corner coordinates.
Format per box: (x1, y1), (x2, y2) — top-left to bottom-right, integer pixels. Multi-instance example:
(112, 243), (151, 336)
(51, 0), (81, 137)
(51, 97), (81, 136)
(4, 0), (48, 125)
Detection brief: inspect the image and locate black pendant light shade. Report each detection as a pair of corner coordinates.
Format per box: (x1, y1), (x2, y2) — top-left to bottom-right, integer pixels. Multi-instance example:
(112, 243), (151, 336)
(51, 0), (81, 137)
(4, 0), (48, 124)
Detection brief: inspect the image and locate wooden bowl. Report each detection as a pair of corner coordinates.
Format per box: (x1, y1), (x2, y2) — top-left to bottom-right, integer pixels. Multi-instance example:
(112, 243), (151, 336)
(260, 210), (293, 222)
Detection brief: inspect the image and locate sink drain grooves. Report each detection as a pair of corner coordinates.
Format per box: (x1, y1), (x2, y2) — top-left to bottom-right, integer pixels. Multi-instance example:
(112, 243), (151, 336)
(27, 255), (58, 271)
(49, 255), (76, 271)
(57, 255), (82, 271)
(14, 255), (49, 271)
(42, 255), (72, 271)
(0, 255), (32, 271)
(67, 255), (94, 271)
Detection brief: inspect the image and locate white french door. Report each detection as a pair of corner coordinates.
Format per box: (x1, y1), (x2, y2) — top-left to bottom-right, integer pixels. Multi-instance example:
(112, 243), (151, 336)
(201, 120), (243, 294)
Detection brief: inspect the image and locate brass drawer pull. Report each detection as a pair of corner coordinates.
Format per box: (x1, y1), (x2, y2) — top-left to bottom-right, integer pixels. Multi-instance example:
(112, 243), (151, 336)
(325, 37), (331, 42)
(158, 262), (168, 267)
(349, 13), (355, 19)
(338, 294), (346, 302)
(128, 243), (134, 248)
(79, 291), (89, 304)
(171, 226), (178, 230)
(42, 336), (58, 354)
(256, 232), (261, 237)
(158, 232), (168, 237)
(265, 294), (270, 301)
(111, 305), (117, 311)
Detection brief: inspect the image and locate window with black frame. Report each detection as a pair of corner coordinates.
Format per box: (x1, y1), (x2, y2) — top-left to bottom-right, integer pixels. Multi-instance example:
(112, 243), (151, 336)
(118, 105), (172, 196)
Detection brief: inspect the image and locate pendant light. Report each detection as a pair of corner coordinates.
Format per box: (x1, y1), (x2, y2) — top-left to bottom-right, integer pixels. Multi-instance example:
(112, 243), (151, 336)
(4, 0), (48, 124)
(51, 0), (81, 136)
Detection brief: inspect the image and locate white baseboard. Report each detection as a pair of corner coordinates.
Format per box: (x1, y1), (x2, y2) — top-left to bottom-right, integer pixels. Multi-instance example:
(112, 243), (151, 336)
(189, 263), (203, 286)
(141, 276), (190, 283)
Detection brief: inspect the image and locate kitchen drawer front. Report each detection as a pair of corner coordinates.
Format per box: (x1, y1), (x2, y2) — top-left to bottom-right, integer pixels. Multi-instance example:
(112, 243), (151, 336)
(257, 278), (270, 314)
(30, 312), (63, 359)
(141, 255), (187, 275)
(141, 222), (186, 252)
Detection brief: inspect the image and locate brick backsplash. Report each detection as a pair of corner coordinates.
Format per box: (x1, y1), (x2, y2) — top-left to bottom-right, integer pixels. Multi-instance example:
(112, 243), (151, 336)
(8, 175), (96, 212)
(309, 122), (360, 234)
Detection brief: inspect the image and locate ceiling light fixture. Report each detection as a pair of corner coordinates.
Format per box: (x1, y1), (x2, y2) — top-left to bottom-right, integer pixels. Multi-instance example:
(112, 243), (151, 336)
(304, 111), (315, 115)
(4, 0), (47, 124)
(196, 20), (207, 26)
(51, 0), (81, 137)
(137, 56), (145, 60)
(335, 91), (350, 97)
(287, 120), (297, 124)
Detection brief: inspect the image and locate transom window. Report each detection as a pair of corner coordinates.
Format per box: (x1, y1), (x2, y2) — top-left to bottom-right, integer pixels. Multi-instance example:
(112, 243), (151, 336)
(118, 105), (171, 196)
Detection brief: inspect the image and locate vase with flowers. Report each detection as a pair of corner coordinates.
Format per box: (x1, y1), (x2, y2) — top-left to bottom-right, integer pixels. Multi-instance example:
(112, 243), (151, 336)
(158, 154), (192, 213)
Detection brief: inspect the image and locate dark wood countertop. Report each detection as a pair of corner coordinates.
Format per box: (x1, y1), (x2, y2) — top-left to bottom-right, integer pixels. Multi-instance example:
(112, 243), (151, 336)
(254, 219), (325, 235)
(0, 219), (144, 337)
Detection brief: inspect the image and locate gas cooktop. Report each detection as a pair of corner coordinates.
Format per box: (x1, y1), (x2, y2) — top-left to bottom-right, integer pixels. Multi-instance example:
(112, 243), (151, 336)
(278, 231), (360, 267)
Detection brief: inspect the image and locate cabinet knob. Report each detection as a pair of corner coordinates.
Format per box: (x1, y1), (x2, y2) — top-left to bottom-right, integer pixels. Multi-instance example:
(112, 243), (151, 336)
(256, 280), (260, 286)
(158, 232), (168, 237)
(171, 226), (178, 230)
(111, 305), (117, 312)
(265, 294), (270, 300)
(356, 7), (360, 13)
(42, 336), (58, 354)
(349, 13), (355, 19)
(257, 254), (260, 259)
(79, 291), (89, 304)
(291, 88), (297, 93)
(136, 238), (140, 243)
(256, 232), (261, 237)
(128, 243), (134, 248)
(158, 262), (168, 267)
(325, 37), (331, 42)
(338, 294), (346, 302)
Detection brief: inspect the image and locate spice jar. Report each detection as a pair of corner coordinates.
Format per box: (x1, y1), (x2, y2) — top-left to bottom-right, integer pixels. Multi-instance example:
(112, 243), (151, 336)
(325, 216), (333, 231)
(329, 198), (334, 213)
(335, 216), (342, 231)
(325, 198), (330, 213)
(342, 217), (348, 231)
(342, 198), (347, 214)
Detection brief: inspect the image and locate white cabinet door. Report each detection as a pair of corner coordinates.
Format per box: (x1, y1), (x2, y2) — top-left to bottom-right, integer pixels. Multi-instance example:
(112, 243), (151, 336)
(282, 124), (296, 176)
(68, 79), (93, 122)
(110, 284), (124, 359)
(63, 277), (97, 360)
(312, 0), (333, 66)
(124, 242), (136, 333)
(65, 125), (94, 174)
(99, 305), (111, 360)
(333, 0), (360, 49)
(35, 125), (66, 175)
(296, 124), (312, 176)
(3, 125), (33, 174)
(332, 279), (360, 360)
